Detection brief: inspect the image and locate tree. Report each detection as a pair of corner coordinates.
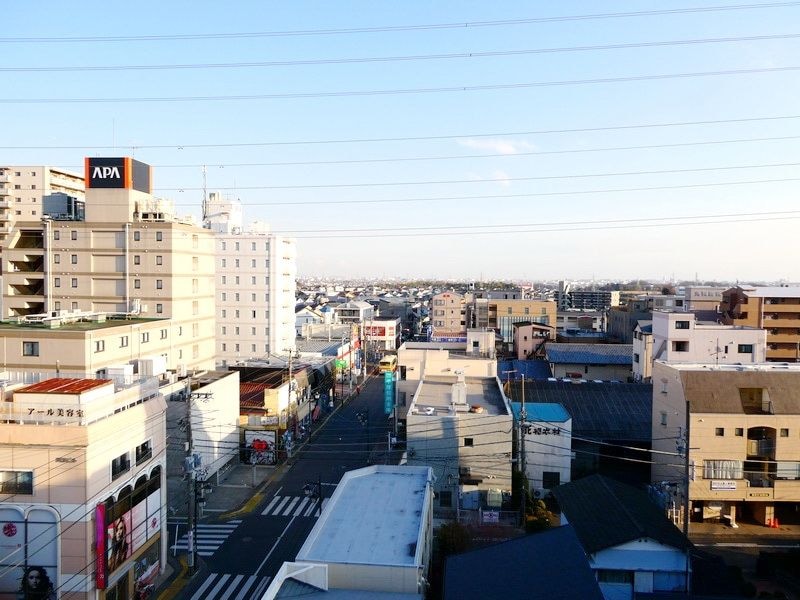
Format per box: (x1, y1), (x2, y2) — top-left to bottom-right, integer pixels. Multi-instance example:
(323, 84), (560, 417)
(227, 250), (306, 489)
(436, 521), (471, 557)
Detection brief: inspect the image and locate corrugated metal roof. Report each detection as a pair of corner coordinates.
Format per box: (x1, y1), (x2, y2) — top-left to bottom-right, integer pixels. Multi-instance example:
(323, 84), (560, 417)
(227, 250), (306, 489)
(17, 378), (111, 394)
(240, 382), (270, 409)
(515, 381), (652, 441)
(546, 343), (633, 365)
(497, 359), (552, 380)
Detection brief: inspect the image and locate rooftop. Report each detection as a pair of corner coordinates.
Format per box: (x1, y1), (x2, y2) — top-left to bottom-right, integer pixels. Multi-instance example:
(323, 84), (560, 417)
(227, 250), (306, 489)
(0, 315), (163, 332)
(412, 376), (507, 417)
(296, 465), (432, 567)
(545, 343), (633, 365)
(510, 402), (570, 423)
(738, 285), (800, 298)
(16, 377), (112, 395)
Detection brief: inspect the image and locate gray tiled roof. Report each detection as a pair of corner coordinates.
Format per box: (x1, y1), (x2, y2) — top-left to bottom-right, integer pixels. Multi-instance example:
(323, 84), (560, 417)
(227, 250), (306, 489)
(546, 343), (633, 365)
(552, 474), (691, 554)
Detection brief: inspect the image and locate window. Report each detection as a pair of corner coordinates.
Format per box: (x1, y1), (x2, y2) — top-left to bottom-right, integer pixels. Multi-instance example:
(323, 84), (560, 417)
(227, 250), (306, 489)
(0, 471), (33, 494)
(221, 326), (227, 335)
(738, 344), (753, 354)
(251, 310), (257, 319)
(221, 276), (226, 284)
(524, 307), (529, 315)
(192, 234), (198, 249)
(251, 259), (256, 267)
(53, 254), (60, 264)
(95, 340), (105, 353)
(235, 293), (240, 301)
(780, 428), (789, 437)
(70, 230), (77, 240)
(634, 353), (640, 363)
(192, 301), (199, 315)
(71, 254), (77, 264)
(672, 341), (689, 352)
(54, 277), (60, 288)
(660, 411), (668, 426)
(156, 255), (163, 266)
(222, 343), (227, 351)
(507, 307), (512, 314)
(120, 336), (129, 348)
(133, 255), (141, 265)
(23, 341), (39, 357)
(675, 320), (690, 329)
(160, 329), (167, 339)
(134, 279), (141, 289)
(135, 441), (152, 465)
(715, 427), (725, 436)
(155, 231), (163, 241)
(735, 428), (743, 436)
(221, 259), (226, 268)
(235, 259), (240, 268)
(235, 242), (240, 251)
(251, 276), (256, 285)
(156, 303), (163, 314)
(251, 242), (256, 251)
(221, 241), (226, 251)
(542, 471), (561, 489)
(141, 332), (150, 343)
(111, 452), (130, 480)
(221, 292), (226, 301)
(439, 490), (453, 507)
(53, 230), (60, 240)
(251, 327), (256, 335)
(156, 279), (163, 290)
(464, 437), (474, 447)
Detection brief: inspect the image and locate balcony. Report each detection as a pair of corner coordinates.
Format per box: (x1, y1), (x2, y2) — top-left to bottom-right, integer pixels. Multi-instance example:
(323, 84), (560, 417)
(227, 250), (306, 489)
(762, 302), (800, 312)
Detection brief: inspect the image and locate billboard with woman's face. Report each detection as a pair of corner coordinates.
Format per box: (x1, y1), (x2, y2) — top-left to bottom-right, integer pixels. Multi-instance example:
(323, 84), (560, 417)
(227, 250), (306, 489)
(106, 511), (131, 572)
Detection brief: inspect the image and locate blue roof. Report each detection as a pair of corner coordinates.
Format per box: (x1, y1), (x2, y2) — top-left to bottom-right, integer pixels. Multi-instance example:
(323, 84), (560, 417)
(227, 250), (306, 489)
(443, 525), (604, 600)
(497, 359), (552, 380)
(510, 402), (570, 423)
(546, 343), (633, 365)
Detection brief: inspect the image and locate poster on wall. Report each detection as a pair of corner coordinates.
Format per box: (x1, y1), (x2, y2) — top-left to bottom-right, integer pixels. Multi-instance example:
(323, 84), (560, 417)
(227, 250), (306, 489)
(133, 543), (159, 600)
(245, 430), (276, 465)
(107, 511), (132, 572)
(19, 565), (56, 600)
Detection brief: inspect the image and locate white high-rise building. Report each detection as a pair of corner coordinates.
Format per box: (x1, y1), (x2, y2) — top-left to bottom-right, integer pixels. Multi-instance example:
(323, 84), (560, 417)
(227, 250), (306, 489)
(207, 193), (297, 365)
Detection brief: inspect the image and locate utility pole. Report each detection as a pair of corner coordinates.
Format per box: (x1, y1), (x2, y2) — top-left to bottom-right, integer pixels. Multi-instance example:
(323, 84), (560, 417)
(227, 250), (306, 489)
(520, 374), (527, 526)
(683, 398), (691, 594)
(185, 391), (197, 575)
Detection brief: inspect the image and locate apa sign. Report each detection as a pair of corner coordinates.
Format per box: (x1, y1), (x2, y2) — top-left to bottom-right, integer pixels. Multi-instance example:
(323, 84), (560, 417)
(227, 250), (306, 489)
(84, 157), (152, 192)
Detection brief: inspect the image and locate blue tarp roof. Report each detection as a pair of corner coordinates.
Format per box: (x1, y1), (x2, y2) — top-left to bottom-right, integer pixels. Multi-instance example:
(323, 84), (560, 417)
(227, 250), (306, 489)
(497, 359), (552, 380)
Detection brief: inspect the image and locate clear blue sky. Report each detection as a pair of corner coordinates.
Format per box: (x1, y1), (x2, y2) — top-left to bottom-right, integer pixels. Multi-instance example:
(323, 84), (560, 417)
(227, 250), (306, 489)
(3, 1), (800, 282)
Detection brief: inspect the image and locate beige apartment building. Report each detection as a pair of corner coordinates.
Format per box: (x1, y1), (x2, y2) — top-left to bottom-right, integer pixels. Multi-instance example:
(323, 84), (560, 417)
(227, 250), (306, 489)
(0, 157), (216, 371)
(0, 377), (166, 600)
(720, 286), (800, 362)
(0, 166), (85, 226)
(469, 298), (557, 348)
(0, 315), (215, 379)
(651, 362), (800, 528)
(430, 292), (467, 342)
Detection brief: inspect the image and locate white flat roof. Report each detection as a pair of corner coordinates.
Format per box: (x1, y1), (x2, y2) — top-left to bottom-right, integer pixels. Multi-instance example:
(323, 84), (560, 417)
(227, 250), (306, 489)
(741, 286), (800, 298)
(296, 465), (432, 567)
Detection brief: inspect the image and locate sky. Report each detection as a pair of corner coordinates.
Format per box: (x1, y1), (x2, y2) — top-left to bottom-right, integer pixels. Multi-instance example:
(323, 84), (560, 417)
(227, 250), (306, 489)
(3, 1), (800, 282)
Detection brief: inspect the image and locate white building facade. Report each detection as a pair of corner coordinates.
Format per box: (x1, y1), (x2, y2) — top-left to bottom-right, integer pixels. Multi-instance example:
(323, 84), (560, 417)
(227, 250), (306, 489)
(207, 193), (297, 366)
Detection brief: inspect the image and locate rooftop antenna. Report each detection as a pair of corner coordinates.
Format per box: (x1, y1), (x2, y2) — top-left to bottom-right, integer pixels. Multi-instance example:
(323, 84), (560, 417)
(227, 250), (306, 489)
(201, 165), (208, 224)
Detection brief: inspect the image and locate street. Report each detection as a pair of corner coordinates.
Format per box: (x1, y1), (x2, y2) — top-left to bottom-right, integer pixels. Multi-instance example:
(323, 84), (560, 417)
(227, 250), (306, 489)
(175, 373), (395, 599)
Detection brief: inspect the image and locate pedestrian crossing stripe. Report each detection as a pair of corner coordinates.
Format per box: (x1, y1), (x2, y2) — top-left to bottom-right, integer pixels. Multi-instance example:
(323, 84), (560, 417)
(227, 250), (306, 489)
(170, 521), (241, 557)
(190, 572), (272, 600)
(260, 495), (330, 517)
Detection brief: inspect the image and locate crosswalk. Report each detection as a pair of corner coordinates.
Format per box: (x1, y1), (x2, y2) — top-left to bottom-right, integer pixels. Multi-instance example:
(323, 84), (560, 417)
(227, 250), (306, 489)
(170, 520), (242, 557)
(189, 572), (271, 600)
(260, 495), (330, 517)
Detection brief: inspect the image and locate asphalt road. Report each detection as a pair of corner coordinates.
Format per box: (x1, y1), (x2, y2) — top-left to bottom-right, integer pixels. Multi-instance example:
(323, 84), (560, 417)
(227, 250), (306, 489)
(177, 374), (394, 600)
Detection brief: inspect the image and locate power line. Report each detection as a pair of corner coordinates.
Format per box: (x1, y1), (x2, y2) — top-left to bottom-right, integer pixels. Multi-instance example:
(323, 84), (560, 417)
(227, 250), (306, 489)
(154, 160), (800, 191)
(6, 112), (800, 149)
(175, 177), (800, 207)
(2, 3), (797, 43)
(3, 65), (799, 104)
(52, 133), (800, 170)
(7, 32), (800, 72)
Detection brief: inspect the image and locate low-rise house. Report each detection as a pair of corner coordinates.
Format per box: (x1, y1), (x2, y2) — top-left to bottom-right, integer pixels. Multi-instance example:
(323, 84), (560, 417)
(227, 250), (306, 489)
(553, 474), (692, 599)
(443, 525), (603, 600)
(546, 343), (633, 381)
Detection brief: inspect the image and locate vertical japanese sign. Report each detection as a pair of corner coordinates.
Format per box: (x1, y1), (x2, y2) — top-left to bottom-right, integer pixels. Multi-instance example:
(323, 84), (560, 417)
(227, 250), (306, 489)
(95, 504), (107, 589)
(384, 371), (395, 415)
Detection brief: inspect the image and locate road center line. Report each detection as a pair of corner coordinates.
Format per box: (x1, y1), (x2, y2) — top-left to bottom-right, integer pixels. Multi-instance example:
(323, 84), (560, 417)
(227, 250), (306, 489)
(254, 515), (297, 577)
